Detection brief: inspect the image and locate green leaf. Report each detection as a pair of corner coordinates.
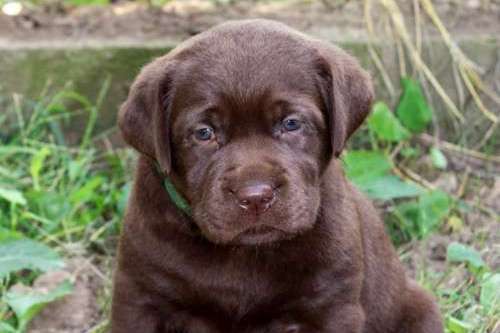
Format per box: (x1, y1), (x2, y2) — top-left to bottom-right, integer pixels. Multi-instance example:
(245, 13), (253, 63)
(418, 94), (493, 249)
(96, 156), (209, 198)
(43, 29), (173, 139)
(0, 322), (17, 333)
(400, 146), (421, 158)
(368, 102), (410, 142)
(430, 147), (448, 169)
(344, 151), (421, 200)
(354, 175), (422, 200)
(30, 146), (51, 191)
(447, 316), (473, 333)
(447, 242), (486, 270)
(69, 176), (104, 204)
(419, 190), (451, 225)
(0, 187), (26, 205)
(396, 77), (433, 133)
(26, 190), (71, 225)
(0, 239), (65, 278)
(4, 280), (73, 331)
(396, 190), (451, 238)
(0, 227), (23, 242)
(480, 273), (500, 310)
(343, 150), (392, 183)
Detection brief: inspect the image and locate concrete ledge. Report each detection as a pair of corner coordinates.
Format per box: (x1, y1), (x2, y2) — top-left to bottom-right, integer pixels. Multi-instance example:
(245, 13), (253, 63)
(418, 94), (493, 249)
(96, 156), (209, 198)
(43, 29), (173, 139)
(1, 36), (498, 142)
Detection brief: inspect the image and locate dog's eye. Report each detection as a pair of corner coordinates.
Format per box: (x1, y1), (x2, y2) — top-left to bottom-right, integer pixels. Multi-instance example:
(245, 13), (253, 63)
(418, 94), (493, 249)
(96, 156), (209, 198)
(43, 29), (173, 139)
(282, 118), (302, 132)
(194, 127), (214, 141)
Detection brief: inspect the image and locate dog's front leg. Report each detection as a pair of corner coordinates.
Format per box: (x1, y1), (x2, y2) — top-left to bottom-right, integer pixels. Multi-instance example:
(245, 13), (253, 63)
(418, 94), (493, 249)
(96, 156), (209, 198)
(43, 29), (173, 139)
(111, 273), (164, 333)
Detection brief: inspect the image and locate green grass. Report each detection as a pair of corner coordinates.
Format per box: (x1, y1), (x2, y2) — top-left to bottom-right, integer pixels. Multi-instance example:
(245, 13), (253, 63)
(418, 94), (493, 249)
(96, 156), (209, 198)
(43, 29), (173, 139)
(0, 87), (132, 332)
(0, 88), (498, 332)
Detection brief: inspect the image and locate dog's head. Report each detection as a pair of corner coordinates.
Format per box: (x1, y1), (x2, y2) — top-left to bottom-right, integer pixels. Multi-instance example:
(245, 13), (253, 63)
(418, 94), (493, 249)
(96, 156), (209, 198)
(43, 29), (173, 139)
(119, 20), (373, 245)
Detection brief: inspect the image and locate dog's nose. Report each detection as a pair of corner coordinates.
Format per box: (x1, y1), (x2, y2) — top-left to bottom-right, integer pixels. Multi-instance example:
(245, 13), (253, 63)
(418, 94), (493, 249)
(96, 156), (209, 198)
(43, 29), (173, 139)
(235, 183), (275, 214)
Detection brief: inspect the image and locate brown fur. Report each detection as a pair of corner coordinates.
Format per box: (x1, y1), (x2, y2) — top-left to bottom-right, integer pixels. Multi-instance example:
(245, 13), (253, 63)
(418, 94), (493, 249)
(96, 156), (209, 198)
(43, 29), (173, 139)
(111, 19), (443, 333)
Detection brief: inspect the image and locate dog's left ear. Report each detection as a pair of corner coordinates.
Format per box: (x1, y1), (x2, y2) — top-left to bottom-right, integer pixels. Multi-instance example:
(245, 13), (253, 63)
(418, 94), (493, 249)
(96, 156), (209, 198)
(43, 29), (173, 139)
(313, 41), (374, 157)
(118, 57), (176, 175)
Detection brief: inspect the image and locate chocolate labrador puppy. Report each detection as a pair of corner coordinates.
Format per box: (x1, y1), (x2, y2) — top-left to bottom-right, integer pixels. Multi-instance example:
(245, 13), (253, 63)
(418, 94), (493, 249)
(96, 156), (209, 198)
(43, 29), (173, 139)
(112, 19), (443, 333)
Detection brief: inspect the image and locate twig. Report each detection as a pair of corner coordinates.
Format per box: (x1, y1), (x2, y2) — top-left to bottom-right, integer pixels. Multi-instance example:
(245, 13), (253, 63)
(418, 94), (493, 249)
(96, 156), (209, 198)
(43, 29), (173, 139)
(378, 0), (465, 122)
(394, 165), (436, 189)
(418, 133), (500, 163)
(413, 0), (422, 60)
(395, 25), (407, 77)
(456, 167), (470, 199)
(395, 165), (499, 220)
(459, 64), (498, 123)
(473, 121), (498, 151)
(452, 63), (465, 108)
(369, 46), (397, 98)
(419, 0), (499, 124)
(364, 0), (396, 98)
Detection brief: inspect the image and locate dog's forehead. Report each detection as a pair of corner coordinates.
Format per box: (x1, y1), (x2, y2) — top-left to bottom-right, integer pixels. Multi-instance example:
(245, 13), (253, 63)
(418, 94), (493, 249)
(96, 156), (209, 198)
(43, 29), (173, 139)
(171, 25), (321, 120)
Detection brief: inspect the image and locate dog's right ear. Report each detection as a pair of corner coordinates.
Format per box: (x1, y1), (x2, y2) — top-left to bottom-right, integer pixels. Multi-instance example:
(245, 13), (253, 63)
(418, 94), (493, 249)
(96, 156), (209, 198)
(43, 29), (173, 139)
(118, 58), (175, 175)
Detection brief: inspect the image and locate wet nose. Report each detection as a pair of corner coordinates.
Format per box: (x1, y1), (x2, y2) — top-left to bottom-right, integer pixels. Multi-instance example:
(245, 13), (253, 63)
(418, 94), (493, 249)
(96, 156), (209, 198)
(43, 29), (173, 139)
(234, 183), (275, 214)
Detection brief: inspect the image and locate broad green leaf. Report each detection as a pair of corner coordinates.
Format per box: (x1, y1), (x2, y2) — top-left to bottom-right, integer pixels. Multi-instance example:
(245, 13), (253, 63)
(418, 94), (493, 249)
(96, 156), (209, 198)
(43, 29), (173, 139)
(447, 242), (486, 270)
(30, 146), (51, 191)
(397, 190), (451, 238)
(0, 187), (26, 205)
(447, 316), (473, 333)
(419, 190), (451, 232)
(5, 280), (73, 331)
(354, 175), (422, 200)
(396, 77), (433, 133)
(480, 273), (500, 310)
(344, 151), (421, 200)
(430, 147), (447, 169)
(343, 150), (392, 183)
(368, 102), (410, 142)
(0, 239), (65, 278)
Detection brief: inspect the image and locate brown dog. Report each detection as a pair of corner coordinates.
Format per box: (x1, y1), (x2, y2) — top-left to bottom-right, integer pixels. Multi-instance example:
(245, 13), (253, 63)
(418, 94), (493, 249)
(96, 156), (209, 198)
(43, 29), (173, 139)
(111, 19), (443, 333)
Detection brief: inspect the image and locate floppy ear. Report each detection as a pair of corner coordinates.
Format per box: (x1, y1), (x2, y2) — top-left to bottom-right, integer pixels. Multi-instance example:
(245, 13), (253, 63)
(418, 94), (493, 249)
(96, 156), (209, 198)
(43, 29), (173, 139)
(118, 58), (175, 175)
(314, 42), (374, 157)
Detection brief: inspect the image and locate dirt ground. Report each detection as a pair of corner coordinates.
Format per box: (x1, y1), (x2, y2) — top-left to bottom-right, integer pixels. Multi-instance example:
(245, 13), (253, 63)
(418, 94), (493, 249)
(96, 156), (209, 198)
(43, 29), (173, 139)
(1, 0), (500, 45)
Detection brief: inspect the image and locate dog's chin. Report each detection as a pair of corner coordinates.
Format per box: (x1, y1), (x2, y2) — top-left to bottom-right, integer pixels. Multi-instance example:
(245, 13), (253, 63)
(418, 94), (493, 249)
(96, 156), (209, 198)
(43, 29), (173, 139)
(198, 224), (293, 246)
(232, 226), (290, 246)
(197, 218), (316, 246)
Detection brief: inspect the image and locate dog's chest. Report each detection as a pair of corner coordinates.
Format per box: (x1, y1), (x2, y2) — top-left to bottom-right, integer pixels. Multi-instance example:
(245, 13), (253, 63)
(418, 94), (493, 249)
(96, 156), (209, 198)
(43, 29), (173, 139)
(162, 246), (311, 321)
(188, 258), (287, 316)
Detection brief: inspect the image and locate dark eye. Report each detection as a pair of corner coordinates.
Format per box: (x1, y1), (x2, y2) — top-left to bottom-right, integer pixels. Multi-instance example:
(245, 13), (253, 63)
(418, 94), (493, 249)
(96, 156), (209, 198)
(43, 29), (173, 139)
(282, 118), (302, 132)
(194, 126), (214, 141)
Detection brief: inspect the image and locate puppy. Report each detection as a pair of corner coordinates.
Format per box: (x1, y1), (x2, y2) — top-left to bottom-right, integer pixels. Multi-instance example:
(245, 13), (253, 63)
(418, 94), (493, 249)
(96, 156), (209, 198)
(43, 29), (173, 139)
(112, 19), (443, 333)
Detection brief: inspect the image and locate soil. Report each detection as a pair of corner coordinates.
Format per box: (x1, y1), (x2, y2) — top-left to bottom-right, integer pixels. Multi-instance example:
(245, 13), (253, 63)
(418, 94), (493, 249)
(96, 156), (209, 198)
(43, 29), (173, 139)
(26, 257), (109, 333)
(1, 0), (500, 46)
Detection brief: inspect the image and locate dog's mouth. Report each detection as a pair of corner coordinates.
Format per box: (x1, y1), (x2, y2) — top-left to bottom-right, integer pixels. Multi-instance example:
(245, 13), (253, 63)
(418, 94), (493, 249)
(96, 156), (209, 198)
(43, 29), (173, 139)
(233, 225), (285, 245)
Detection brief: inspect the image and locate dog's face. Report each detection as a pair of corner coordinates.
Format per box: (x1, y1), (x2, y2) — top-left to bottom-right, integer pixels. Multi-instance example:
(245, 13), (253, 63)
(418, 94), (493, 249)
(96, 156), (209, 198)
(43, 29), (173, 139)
(170, 56), (329, 245)
(119, 20), (373, 245)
